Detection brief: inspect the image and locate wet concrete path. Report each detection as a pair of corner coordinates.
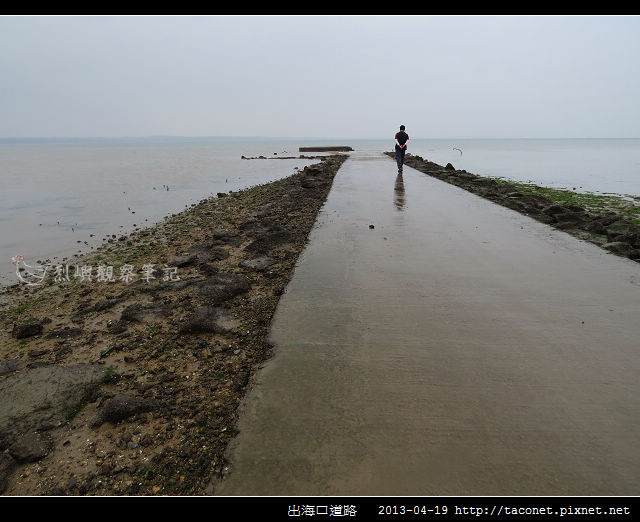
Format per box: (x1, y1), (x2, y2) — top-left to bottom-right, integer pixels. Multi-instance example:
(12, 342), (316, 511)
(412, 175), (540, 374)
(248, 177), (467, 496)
(213, 152), (640, 496)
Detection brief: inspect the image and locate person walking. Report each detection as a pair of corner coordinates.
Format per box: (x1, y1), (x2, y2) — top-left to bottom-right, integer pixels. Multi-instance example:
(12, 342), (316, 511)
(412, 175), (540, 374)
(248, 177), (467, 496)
(395, 125), (409, 173)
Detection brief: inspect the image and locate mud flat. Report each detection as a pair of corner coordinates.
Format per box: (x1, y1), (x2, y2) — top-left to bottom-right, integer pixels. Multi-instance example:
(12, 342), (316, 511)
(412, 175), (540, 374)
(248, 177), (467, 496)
(388, 152), (640, 263)
(0, 155), (346, 495)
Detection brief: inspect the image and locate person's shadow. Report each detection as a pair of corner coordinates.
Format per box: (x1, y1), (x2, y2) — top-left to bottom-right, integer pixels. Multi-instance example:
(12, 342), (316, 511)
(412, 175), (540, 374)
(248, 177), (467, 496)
(394, 172), (406, 211)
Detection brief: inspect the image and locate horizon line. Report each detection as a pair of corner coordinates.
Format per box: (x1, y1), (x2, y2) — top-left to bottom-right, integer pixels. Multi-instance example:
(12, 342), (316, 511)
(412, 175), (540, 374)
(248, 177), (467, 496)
(1, 135), (639, 141)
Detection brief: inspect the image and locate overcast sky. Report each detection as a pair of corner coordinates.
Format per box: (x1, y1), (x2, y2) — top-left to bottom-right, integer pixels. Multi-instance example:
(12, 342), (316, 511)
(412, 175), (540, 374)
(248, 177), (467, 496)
(1, 15), (639, 139)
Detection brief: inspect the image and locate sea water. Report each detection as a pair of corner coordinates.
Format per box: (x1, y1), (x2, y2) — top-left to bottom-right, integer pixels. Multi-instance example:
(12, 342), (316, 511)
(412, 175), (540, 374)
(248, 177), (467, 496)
(0, 138), (319, 286)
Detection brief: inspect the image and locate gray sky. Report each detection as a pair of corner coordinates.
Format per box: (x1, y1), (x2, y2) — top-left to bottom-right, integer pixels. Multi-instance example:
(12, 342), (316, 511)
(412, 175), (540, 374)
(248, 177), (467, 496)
(1, 15), (639, 139)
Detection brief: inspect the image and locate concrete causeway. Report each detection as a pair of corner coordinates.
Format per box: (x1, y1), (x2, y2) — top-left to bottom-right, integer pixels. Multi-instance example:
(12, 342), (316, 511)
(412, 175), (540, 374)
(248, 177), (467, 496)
(213, 152), (640, 496)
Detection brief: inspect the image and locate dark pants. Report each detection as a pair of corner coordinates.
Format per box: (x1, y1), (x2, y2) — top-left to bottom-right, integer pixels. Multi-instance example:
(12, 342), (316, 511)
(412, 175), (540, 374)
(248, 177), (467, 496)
(395, 145), (406, 170)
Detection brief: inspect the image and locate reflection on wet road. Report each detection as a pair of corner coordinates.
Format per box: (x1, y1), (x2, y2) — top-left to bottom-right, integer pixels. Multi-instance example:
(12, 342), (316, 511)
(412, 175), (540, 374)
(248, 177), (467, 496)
(393, 172), (406, 211)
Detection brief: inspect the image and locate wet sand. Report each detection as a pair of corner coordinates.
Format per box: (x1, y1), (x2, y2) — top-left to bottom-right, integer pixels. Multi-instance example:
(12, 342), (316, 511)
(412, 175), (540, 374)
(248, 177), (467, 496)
(214, 152), (640, 496)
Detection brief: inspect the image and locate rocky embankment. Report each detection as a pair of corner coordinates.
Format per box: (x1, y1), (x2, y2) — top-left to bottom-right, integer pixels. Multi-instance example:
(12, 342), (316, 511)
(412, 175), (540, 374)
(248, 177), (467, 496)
(389, 152), (640, 263)
(0, 155), (347, 495)
(241, 153), (330, 160)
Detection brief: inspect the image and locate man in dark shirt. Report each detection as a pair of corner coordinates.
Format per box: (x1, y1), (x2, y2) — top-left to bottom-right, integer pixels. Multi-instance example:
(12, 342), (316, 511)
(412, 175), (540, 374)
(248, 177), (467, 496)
(395, 125), (409, 173)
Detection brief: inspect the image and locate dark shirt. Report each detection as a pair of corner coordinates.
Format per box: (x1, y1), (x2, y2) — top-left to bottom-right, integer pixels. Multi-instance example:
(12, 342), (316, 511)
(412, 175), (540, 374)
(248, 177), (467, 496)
(395, 131), (409, 146)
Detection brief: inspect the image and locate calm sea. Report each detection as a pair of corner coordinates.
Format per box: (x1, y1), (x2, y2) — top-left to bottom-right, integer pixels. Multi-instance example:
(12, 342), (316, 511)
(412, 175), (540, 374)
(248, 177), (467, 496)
(2, 137), (639, 286)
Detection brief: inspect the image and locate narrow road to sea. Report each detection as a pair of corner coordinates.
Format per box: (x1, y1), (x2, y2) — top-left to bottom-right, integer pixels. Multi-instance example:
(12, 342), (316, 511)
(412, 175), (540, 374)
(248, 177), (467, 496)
(213, 152), (640, 495)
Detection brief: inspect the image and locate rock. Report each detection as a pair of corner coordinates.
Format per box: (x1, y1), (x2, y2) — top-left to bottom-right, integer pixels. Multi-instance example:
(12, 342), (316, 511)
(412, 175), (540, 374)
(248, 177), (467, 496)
(0, 359), (22, 377)
(519, 194), (554, 209)
(245, 226), (291, 254)
(136, 278), (199, 294)
(455, 172), (479, 182)
(9, 431), (53, 463)
(11, 320), (43, 339)
(542, 204), (566, 216)
(0, 453), (16, 493)
(0, 364), (107, 442)
(211, 228), (234, 241)
(52, 345), (72, 363)
(530, 212), (556, 225)
(584, 221), (608, 235)
(304, 164), (324, 175)
(99, 343), (127, 359)
(216, 192), (228, 198)
(90, 394), (159, 428)
(92, 298), (120, 312)
(120, 302), (171, 322)
(251, 203), (275, 218)
(233, 371), (250, 391)
(614, 232), (640, 248)
(554, 212), (587, 223)
(605, 221), (638, 240)
(26, 361), (52, 369)
(183, 243), (229, 263)
(28, 349), (49, 358)
(444, 163), (455, 171)
(180, 307), (240, 334)
(198, 263), (219, 276)
(195, 273), (250, 304)
(602, 242), (634, 256)
(501, 198), (529, 214)
(238, 218), (258, 231)
(107, 320), (128, 334)
(171, 254), (198, 268)
(0, 428), (9, 449)
(239, 257), (277, 271)
(593, 214), (620, 227)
